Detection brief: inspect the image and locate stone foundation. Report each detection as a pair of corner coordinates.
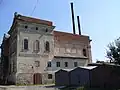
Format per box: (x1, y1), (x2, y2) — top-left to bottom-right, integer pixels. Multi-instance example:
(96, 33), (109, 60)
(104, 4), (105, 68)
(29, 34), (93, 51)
(16, 73), (33, 85)
(16, 73), (55, 85)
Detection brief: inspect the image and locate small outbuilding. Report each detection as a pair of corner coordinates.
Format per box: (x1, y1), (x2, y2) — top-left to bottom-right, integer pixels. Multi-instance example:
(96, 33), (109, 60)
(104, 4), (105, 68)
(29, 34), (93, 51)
(55, 69), (71, 86)
(55, 66), (97, 87)
(88, 63), (120, 88)
(55, 64), (120, 89)
(69, 66), (97, 86)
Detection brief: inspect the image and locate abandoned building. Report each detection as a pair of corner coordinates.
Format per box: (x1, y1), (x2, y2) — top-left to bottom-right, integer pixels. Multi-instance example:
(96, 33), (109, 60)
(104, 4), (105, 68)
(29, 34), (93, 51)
(0, 13), (92, 85)
(0, 3), (92, 85)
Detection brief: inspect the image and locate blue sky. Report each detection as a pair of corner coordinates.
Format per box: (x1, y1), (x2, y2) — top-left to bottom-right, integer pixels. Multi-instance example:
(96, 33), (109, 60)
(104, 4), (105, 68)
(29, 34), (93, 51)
(0, 0), (120, 62)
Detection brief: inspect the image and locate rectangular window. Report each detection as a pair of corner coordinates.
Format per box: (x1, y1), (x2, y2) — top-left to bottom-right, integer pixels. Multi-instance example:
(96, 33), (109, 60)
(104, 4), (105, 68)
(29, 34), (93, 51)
(83, 49), (87, 57)
(45, 41), (50, 52)
(35, 61), (40, 67)
(24, 39), (28, 50)
(48, 74), (52, 79)
(56, 62), (60, 67)
(74, 62), (78, 67)
(47, 62), (51, 67)
(65, 62), (68, 67)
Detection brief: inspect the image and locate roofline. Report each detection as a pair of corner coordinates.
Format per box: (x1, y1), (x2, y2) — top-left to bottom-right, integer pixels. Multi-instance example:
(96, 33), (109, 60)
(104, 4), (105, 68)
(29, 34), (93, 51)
(8, 13), (53, 34)
(8, 17), (16, 34)
(54, 30), (90, 37)
(88, 63), (120, 67)
(54, 30), (92, 42)
(69, 66), (97, 72)
(19, 14), (53, 24)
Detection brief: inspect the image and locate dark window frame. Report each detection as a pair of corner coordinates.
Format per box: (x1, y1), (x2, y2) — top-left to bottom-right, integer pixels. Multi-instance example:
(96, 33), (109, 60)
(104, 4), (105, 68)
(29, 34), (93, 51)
(65, 62), (68, 67)
(36, 27), (38, 30)
(48, 74), (52, 79)
(25, 25), (28, 29)
(24, 39), (28, 50)
(46, 28), (48, 32)
(45, 41), (50, 52)
(56, 62), (60, 67)
(47, 61), (51, 67)
(74, 62), (78, 67)
(83, 49), (87, 57)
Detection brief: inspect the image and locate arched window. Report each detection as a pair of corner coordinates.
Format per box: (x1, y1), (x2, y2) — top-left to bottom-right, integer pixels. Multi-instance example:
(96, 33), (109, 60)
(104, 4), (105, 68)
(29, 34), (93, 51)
(83, 49), (87, 57)
(34, 40), (39, 52)
(45, 41), (50, 52)
(24, 39), (28, 50)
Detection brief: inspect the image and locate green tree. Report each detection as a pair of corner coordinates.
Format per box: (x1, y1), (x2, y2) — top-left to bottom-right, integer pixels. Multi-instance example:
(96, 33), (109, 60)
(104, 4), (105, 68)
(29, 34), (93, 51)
(107, 37), (120, 64)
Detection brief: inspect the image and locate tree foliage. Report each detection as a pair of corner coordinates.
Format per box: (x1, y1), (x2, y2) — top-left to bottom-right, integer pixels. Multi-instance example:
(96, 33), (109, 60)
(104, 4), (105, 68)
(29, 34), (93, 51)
(107, 37), (120, 64)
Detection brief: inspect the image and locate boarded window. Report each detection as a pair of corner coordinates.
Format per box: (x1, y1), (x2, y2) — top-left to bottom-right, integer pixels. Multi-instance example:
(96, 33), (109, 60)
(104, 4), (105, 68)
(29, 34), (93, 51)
(35, 61), (40, 67)
(66, 48), (71, 53)
(65, 62), (68, 67)
(48, 74), (52, 79)
(24, 39), (28, 50)
(55, 48), (60, 54)
(83, 49), (87, 56)
(34, 40), (39, 52)
(56, 62), (60, 67)
(71, 48), (77, 53)
(60, 48), (65, 53)
(77, 49), (82, 55)
(74, 62), (78, 67)
(47, 61), (51, 67)
(45, 41), (50, 52)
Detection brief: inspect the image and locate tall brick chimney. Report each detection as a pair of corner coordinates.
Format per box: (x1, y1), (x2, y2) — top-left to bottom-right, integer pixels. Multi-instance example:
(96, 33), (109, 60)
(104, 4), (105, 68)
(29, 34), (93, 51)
(70, 2), (76, 34)
(77, 16), (81, 35)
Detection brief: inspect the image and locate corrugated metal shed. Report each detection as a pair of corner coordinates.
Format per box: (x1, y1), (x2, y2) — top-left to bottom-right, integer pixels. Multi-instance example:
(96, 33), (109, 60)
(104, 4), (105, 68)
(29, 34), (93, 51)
(55, 65), (120, 88)
(70, 66), (98, 86)
(55, 69), (70, 86)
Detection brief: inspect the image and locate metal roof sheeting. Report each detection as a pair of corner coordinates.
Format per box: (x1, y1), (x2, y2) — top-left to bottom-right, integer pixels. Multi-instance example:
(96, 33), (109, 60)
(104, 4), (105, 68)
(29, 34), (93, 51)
(79, 66), (97, 70)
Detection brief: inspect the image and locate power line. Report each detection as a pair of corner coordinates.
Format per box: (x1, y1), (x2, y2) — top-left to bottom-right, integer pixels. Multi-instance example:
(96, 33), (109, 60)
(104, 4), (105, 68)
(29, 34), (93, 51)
(30, 0), (39, 16)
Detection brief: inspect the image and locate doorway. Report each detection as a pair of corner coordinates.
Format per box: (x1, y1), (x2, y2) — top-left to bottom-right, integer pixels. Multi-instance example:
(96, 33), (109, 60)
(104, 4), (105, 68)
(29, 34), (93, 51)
(33, 73), (42, 84)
